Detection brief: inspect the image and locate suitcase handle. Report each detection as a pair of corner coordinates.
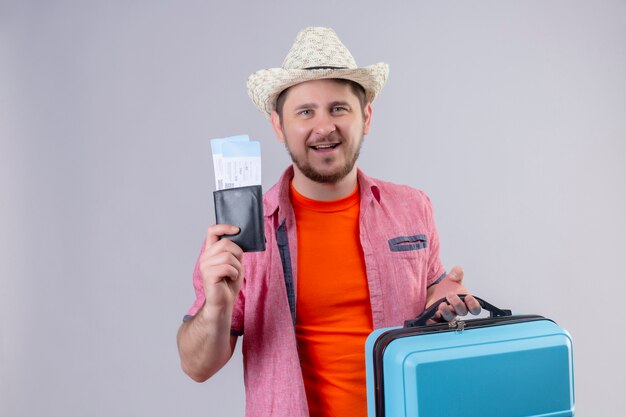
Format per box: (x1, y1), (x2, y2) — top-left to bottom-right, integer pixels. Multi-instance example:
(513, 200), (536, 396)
(404, 295), (512, 327)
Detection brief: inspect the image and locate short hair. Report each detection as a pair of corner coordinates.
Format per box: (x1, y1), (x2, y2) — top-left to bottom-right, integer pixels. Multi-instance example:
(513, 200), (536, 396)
(274, 79), (368, 119)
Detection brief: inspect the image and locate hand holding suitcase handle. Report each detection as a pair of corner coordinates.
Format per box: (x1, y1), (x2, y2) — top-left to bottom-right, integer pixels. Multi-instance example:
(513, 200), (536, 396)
(405, 295), (512, 328)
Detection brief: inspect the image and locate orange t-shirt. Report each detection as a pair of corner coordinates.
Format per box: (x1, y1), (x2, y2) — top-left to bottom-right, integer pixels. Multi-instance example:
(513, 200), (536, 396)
(291, 183), (373, 417)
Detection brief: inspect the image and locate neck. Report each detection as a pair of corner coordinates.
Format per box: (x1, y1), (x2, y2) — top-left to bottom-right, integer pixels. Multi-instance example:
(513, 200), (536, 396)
(291, 166), (358, 201)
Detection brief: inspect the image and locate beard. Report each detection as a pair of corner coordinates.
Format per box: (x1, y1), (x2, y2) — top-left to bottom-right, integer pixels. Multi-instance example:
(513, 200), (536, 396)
(284, 133), (364, 184)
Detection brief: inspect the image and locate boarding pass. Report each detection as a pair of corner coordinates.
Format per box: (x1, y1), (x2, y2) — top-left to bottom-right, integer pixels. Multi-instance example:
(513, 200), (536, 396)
(210, 135), (261, 190)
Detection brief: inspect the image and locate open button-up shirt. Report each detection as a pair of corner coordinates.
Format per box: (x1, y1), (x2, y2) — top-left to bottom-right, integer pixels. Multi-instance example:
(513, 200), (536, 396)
(185, 167), (446, 417)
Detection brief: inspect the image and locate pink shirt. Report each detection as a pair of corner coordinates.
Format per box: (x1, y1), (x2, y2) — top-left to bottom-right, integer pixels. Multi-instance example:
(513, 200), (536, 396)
(185, 167), (446, 417)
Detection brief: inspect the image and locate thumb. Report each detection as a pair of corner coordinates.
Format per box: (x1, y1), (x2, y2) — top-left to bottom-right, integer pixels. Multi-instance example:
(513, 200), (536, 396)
(447, 266), (464, 283)
(204, 224), (240, 252)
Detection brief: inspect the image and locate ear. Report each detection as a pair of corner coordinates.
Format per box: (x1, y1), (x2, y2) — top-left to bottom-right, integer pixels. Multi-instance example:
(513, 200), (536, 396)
(362, 103), (373, 135)
(270, 111), (286, 143)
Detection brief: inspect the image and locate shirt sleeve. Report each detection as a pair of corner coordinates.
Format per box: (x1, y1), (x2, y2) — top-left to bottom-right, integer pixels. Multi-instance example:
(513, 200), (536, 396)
(182, 239), (245, 336)
(424, 194), (447, 287)
(182, 240), (207, 321)
(230, 284), (245, 336)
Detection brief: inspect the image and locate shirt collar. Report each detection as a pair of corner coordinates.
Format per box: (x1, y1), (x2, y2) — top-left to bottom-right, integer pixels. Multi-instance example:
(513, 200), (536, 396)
(264, 166), (381, 220)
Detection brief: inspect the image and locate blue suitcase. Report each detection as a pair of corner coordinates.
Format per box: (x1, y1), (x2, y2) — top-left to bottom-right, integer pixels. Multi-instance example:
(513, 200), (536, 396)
(365, 296), (575, 417)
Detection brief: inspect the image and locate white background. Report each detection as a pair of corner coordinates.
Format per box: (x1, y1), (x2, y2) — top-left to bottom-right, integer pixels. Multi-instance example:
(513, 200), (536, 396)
(1, 1), (625, 416)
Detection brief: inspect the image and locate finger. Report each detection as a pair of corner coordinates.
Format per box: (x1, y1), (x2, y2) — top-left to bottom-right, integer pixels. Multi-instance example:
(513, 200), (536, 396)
(426, 310), (444, 324)
(200, 252), (244, 280)
(426, 315), (438, 324)
(204, 224), (241, 252)
(202, 264), (244, 302)
(203, 263), (241, 283)
(446, 293), (469, 316)
(464, 294), (482, 315)
(204, 237), (244, 261)
(439, 302), (457, 322)
(446, 266), (464, 283)
(201, 250), (243, 271)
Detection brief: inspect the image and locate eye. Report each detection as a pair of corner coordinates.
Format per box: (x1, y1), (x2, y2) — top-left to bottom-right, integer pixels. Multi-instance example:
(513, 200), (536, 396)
(331, 106), (347, 113)
(298, 109), (312, 117)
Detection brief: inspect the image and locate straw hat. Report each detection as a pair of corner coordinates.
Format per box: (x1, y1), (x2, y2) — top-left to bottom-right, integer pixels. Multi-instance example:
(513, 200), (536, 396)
(247, 27), (389, 118)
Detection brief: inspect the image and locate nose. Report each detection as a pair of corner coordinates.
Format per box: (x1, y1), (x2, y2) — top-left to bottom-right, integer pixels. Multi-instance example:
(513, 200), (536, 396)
(313, 113), (336, 138)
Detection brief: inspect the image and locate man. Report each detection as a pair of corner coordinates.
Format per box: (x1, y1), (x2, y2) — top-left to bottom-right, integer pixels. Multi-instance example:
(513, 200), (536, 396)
(177, 27), (481, 417)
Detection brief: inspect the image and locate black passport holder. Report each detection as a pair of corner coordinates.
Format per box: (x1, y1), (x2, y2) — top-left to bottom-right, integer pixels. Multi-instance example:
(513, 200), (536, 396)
(213, 185), (266, 252)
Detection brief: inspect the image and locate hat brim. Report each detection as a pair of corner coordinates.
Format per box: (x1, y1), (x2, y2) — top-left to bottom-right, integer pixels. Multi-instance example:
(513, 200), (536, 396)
(247, 63), (389, 119)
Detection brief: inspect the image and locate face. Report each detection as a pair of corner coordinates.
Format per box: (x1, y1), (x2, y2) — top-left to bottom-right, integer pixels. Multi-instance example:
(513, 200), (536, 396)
(271, 79), (372, 184)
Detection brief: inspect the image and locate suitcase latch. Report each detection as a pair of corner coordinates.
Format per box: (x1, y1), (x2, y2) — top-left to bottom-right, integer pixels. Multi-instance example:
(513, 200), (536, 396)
(449, 318), (466, 333)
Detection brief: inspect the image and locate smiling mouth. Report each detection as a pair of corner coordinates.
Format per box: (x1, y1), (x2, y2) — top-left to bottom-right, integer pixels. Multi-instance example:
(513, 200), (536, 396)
(310, 143), (340, 151)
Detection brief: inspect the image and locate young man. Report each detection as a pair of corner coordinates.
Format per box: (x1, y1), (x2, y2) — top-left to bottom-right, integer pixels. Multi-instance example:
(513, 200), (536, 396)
(177, 27), (481, 417)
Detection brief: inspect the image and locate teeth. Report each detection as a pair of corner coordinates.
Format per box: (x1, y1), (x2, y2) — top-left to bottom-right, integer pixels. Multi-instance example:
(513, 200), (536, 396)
(313, 144), (338, 150)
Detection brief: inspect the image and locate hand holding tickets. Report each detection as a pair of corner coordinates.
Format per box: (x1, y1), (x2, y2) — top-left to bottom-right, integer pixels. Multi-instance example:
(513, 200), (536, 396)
(210, 135), (261, 190)
(210, 135), (265, 252)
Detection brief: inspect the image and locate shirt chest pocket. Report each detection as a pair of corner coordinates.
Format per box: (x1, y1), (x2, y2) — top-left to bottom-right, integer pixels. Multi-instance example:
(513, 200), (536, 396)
(384, 234), (430, 304)
(388, 234), (428, 252)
